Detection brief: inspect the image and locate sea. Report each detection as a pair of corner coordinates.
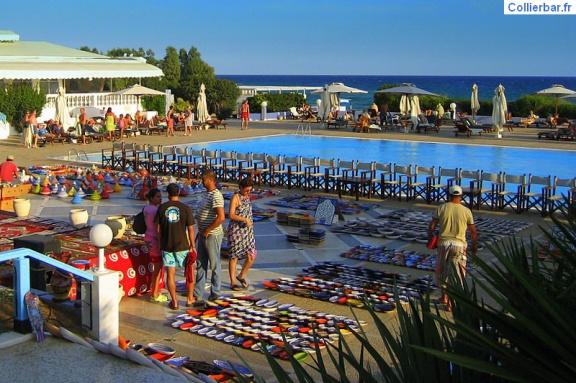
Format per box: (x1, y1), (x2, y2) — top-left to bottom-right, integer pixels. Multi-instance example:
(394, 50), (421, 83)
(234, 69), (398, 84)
(218, 74), (576, 111)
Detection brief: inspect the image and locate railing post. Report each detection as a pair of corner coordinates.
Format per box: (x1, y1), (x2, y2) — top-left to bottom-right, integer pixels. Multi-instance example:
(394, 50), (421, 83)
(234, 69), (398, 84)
(84, 270), (119, 344)
(13, 256), (31, 333)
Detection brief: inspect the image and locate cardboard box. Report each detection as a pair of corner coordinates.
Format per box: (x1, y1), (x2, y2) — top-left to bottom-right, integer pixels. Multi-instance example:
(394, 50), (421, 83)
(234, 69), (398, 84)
(0, 183), (32, 199)
(0, 199), (14, 212)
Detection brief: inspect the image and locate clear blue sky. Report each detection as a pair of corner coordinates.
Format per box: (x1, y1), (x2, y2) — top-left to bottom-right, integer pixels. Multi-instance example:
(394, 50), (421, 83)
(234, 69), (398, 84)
(3, 0), (575, 76)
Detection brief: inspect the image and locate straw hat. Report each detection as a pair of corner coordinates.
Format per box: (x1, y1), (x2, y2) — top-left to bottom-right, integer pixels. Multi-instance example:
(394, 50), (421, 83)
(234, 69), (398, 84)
(6, 155), (14, 161)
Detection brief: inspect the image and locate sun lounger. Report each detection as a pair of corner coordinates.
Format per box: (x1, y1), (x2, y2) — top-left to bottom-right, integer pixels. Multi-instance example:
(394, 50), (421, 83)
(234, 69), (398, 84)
(454, 118), (483, 137)
(537, 128), (575, 141)
(326, 120), (348, 129)
(207, 120), (227, 129)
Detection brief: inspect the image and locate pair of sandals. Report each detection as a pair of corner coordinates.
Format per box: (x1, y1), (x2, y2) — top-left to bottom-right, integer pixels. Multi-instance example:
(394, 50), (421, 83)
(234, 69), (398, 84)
(230, 276), (249, 291)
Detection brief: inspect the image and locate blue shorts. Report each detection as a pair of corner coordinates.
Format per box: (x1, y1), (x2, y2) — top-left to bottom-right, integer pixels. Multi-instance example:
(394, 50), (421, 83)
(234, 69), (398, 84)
(162, 250), (188, 268)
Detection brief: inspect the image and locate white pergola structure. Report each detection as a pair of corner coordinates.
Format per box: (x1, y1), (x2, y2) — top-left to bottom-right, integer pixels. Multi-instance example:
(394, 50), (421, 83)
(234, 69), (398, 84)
(0, 30), (164, 135)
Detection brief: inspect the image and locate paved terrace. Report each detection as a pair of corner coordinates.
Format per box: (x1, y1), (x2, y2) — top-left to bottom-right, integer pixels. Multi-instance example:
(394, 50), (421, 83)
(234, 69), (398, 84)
(0, 119), (572, 382)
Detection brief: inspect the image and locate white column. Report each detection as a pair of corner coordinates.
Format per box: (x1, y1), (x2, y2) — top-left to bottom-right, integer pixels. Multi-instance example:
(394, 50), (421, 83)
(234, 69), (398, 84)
(84, 270), (119, 344)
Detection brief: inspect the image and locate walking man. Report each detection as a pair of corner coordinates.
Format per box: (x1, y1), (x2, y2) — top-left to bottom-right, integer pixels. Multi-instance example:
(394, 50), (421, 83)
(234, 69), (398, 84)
(427, 185), (477, 312)
(194, 169), (225, 302)
(156, 183), (196, 309)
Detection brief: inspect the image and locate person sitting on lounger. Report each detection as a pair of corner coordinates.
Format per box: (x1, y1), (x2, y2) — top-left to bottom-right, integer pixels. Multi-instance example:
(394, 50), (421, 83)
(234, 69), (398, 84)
(135, 110), (146, 127)
(32, 123), (56, 147)
(205, 114), (223, 128)
(520, 110), (536, 128)
(354, 110), (371, 133)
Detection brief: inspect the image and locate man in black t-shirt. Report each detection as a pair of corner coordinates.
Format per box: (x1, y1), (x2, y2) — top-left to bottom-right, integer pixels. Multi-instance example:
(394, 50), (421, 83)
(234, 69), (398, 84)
(155, 183), (196, 309)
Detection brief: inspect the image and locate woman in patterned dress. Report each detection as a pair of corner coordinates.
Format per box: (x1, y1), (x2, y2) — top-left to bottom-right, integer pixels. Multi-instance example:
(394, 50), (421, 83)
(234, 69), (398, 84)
(227, 177), (256, 290)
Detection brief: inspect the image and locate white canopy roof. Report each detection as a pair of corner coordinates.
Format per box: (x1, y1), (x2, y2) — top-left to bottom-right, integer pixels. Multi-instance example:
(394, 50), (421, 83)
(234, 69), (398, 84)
(0, 31), (163, 80)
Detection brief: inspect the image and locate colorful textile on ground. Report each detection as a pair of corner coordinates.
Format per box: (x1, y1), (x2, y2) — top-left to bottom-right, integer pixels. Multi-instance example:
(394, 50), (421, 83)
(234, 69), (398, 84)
(262, 261), (435, 313)
(169, 294), (365, 358)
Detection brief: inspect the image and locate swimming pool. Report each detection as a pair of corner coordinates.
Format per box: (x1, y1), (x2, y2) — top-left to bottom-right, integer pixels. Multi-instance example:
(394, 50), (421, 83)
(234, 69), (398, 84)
(197, 135), (575, 180)
(74, 135), (575, 179)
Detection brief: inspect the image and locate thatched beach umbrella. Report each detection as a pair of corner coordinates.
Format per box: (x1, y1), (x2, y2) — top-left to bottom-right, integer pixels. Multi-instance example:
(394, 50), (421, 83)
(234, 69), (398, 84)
(471, 83), (480, 119)
(492, 84), (507, 138)
(533, 84), (576, 115)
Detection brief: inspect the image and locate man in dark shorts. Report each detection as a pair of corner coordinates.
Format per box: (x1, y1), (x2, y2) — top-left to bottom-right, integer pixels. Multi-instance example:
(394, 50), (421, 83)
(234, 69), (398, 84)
(155, 183), (197, 309)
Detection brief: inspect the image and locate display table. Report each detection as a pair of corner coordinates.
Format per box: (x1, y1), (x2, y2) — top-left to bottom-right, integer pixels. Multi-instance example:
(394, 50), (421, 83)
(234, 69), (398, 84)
(0, 212), (157, 297)
(55, 228), (156, 297)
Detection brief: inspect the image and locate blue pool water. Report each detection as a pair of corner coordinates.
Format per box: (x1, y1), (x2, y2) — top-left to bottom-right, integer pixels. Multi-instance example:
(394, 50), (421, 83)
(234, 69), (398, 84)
(79, 135), (574, 179)
(195, 135), (575, 180)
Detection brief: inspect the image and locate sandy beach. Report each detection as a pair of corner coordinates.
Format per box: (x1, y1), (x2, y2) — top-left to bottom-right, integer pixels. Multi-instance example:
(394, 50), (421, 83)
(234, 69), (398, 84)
(0, 118), (573, 382)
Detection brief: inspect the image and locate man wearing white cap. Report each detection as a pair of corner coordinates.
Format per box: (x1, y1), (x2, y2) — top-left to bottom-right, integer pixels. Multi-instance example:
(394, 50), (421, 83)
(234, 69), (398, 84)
(428, 184), (477, 312)
(0, 155), (19, 183)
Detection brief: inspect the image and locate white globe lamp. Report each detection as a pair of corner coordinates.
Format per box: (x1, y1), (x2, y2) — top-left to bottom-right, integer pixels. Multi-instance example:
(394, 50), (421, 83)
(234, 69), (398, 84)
(89, 224), (113, 273)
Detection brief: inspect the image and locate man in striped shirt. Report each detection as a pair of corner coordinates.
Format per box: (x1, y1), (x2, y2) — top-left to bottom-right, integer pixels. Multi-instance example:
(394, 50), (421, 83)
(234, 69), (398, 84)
(194, 169), (225, 302)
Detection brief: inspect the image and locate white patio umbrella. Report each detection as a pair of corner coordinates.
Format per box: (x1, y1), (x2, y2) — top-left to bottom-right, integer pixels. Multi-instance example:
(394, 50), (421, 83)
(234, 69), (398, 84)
(399, 95), (410, 116)
(311, 82), (368, 95)
(55, 82), (73, 130)
(471, 83), (480, 119)
(197, 83), (209, 123)
(410, 95), (421, 116)
(112, 84), (164, 109)
(376, 83), (438, 116)
(375, 83), (439, 97)
(319, 84), (331, 121)
(492, 84), (507, 138)
(312, 82), (366, 119)
(533, 84), (576, 115)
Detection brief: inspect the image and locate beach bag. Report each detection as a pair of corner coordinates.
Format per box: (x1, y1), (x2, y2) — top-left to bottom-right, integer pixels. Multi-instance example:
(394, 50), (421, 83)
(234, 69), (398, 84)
(132, 209), (146, 234)
(427, 235), (438, 250)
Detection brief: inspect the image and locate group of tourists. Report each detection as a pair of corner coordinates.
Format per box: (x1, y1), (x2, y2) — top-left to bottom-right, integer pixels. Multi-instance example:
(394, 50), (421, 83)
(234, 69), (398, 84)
(143, 170), (257, 308)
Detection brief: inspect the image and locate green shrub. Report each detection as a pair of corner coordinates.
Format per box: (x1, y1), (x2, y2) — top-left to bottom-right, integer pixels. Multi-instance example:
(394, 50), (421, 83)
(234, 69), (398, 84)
(248, 92), (306, 113)
(141, 95), (165, 116)
(0, 83), (46, 132)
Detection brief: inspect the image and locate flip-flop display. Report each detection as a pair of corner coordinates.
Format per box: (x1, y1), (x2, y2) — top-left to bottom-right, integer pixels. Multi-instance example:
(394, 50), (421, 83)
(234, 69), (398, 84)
(331, 209), (532, 248)
(268, 195), (373, 215)
(262, 261), (436, 312)
(167, 295), (366, 359)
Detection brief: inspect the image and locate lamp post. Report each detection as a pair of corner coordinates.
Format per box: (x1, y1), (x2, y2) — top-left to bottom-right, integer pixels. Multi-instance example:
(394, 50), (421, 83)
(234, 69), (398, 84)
(450, 102), (457, 119)
(89, 224), (113, 273)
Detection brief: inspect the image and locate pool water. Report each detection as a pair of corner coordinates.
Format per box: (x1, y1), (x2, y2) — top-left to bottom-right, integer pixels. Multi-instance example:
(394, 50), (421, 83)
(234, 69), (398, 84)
(78, 135), (574, 179)
(197, 135), (575, 180)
